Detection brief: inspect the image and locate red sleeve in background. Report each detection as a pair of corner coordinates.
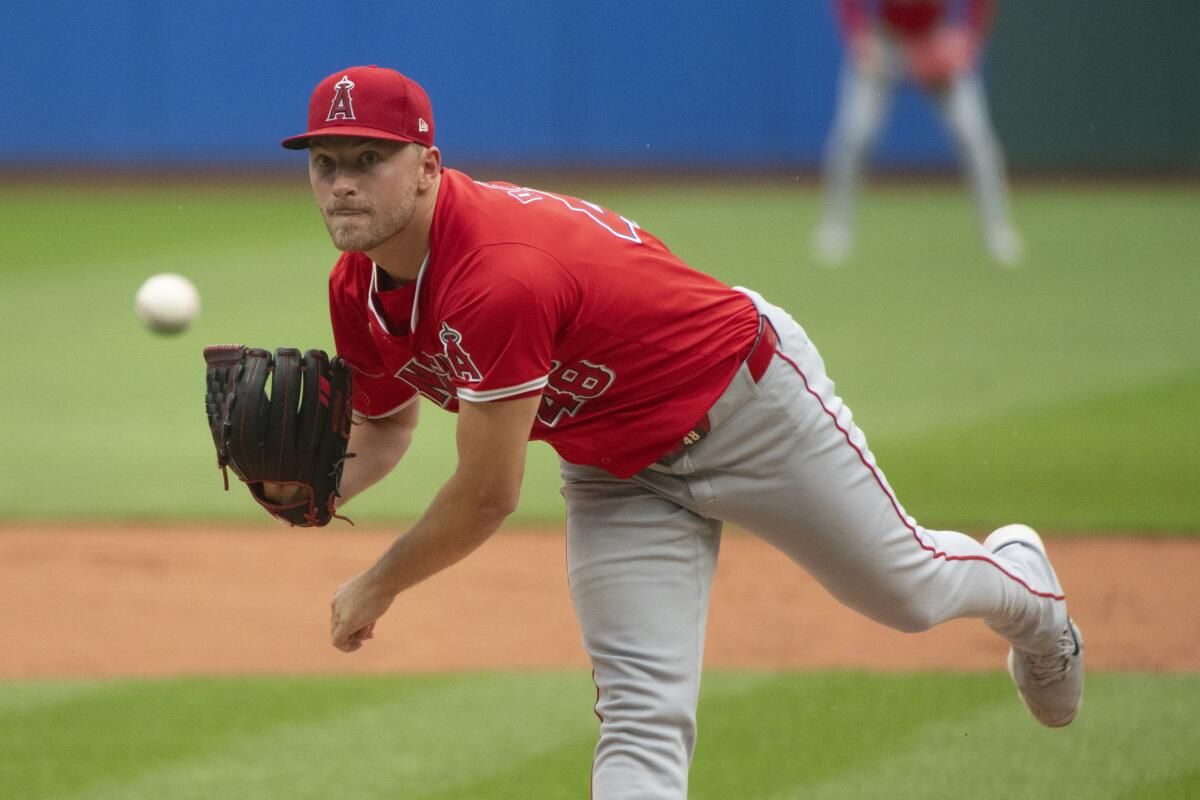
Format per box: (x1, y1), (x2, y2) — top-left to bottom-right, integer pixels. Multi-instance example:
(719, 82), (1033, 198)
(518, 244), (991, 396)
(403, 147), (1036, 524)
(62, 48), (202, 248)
(834, 0), (870, 39)
(968, 0), (996, 40)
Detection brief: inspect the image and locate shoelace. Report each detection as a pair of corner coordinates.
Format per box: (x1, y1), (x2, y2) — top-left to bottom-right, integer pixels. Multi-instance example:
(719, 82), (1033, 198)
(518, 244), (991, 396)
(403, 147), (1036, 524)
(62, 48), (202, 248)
(1023, 627), (1078, 687)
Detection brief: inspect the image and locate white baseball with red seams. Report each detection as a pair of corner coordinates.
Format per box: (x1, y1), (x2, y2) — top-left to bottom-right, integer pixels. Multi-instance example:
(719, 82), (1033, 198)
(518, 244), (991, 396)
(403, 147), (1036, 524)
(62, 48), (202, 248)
(135, 273), (200, 335)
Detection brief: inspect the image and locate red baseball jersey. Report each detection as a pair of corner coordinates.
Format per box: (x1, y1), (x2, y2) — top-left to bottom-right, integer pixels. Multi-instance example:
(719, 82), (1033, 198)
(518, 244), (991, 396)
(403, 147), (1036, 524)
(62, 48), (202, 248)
(835, 0), (995, 40)
(329, 168), (761, 478)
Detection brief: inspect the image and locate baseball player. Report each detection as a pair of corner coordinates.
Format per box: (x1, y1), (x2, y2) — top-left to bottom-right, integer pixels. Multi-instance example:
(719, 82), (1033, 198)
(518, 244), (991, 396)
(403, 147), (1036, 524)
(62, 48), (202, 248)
(274, 66), (1081, 798)
(813, 0), (1024, 266)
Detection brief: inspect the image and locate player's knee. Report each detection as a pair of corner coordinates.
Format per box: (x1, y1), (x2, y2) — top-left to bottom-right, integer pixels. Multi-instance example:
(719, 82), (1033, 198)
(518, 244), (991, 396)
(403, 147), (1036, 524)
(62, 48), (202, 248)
(880, 598), (939, 633)
(950, 117), (993, 150)
(833, 117), (878, 154)
(846, 125), (880, 155)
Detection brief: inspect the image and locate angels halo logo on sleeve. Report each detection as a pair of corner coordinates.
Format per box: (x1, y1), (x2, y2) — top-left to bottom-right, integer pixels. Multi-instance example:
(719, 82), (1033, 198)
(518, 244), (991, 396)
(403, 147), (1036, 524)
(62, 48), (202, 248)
(327, 75), (357, 121)
(438, 322), (483, 382)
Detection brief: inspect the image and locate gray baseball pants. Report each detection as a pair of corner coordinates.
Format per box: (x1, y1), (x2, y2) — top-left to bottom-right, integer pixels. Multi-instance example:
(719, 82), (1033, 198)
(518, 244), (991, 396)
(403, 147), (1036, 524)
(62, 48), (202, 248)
(560, 288), (1065, 799)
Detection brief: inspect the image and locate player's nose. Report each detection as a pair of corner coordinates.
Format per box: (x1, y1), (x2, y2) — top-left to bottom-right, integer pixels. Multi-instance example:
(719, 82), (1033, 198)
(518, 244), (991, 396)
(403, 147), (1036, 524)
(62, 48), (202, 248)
(329, 168), (359, 196)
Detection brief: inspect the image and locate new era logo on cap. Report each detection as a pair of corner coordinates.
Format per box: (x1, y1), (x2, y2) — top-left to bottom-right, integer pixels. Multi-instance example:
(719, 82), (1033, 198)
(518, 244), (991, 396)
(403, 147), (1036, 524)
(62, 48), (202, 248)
(282, 65), (435, 150)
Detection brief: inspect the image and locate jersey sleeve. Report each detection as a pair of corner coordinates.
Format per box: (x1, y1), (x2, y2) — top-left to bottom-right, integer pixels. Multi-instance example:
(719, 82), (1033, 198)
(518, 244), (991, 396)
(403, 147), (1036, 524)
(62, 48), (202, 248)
(834, 0), (870, 39)
(435, 243), (576, 403)
(328, 260), (418, 418)
(966, 0), (996, 40)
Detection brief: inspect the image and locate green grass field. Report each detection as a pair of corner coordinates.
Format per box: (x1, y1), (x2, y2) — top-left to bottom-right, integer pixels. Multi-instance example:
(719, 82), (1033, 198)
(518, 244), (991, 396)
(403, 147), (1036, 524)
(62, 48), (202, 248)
(2, 672), (1198, 799)
(2, 178), (1197, 799)
(1, 178), (1196, 530)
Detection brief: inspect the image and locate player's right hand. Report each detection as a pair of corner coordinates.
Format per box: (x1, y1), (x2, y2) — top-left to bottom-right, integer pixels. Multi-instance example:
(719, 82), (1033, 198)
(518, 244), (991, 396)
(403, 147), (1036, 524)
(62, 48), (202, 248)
(905, 26), (976, 89)
(262, 481), (304, 505)
(935, 27), (976, 74)
(330, 568), (396, 653)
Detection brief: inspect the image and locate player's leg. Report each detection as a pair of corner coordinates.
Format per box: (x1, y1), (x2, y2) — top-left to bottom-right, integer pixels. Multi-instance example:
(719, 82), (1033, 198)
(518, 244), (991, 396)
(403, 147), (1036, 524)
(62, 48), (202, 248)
(814, 41), (899, 264)
(560, 460), (721, 800)
(694, 290), (1080, 722)
(931, 70), (1023, 265)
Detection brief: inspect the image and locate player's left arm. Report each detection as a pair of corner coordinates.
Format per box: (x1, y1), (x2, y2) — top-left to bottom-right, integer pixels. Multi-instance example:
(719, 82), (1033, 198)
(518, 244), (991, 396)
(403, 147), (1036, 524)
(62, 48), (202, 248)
(328, 392), (540, 652)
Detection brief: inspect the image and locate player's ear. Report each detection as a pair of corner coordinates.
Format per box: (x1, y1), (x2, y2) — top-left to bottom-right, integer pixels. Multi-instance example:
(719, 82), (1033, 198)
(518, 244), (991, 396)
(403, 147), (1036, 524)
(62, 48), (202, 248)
(417, 146), (441, 191)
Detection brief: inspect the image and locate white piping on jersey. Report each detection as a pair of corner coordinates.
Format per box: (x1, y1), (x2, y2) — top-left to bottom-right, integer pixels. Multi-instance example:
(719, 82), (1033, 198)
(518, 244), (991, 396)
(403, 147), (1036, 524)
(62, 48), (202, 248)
(457, 375), (549, 403)
(366, 265), (392, 335)
(410, 251), (430, 330)
(367, 254), (430, 336)
(344, 359), (387, 379)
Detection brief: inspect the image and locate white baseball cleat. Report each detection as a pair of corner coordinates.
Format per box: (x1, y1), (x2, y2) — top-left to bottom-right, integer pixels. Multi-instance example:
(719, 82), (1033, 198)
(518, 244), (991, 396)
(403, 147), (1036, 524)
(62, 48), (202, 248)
(812, 223), (851, 266)
(984, 524), (1084, 728)
(1007, 618), (1084, 728)
(985, 225), (1025, 268)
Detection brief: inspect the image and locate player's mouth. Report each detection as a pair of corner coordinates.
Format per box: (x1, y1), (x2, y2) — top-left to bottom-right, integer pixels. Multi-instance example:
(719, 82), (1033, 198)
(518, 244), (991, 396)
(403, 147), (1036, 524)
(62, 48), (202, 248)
(329, 207), (369, 216)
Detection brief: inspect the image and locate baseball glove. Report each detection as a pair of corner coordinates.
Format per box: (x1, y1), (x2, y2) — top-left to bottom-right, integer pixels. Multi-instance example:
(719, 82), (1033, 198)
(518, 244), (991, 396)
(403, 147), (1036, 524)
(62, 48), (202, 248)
(203, 345), (354, 526)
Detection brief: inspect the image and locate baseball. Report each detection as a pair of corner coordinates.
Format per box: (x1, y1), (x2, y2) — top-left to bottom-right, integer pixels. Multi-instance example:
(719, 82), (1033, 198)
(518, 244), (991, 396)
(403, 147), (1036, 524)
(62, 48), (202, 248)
(134, 273), (200, 335)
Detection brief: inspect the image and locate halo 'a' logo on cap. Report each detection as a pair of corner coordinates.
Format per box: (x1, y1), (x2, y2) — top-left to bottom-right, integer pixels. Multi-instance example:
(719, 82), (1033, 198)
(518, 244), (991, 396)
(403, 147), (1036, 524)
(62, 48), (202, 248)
(326, 75), (356, 122)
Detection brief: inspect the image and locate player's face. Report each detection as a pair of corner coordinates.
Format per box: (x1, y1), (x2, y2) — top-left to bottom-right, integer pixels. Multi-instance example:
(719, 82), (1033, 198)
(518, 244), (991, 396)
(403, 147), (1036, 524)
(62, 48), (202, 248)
(308, 138), (423, 252)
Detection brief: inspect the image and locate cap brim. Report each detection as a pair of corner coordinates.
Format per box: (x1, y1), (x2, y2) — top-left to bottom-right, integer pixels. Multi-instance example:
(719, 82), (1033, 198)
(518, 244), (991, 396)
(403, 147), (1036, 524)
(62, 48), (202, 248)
(281, 126), (420, 150)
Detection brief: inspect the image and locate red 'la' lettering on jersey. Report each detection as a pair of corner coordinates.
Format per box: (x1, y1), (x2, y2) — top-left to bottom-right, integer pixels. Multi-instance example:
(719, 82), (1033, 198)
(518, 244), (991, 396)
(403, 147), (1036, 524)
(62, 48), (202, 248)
(329, 168), (760, 478)
(437, 322), (483, 382)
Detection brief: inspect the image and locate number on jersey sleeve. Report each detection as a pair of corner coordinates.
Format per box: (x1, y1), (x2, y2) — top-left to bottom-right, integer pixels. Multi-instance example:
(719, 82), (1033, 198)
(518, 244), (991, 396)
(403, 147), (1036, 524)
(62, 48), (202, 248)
(479, 182), (642, 243)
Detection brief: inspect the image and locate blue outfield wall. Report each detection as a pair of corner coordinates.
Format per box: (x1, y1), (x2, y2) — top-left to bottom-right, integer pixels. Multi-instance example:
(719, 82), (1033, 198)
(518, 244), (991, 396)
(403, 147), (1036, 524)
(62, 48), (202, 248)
(1, 1), (978, 170)
(5, 3), (1197, 171)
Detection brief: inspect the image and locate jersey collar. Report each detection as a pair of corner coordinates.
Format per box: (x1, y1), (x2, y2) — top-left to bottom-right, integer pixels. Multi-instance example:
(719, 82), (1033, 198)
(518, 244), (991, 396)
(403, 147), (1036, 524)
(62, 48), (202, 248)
(409, 251), (430, 331)
(366, 252), (430, 336)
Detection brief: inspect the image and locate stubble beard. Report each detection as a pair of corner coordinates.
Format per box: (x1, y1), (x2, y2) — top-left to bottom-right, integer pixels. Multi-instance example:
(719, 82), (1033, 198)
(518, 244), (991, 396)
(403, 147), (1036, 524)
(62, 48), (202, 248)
(323, 194), (415, 253)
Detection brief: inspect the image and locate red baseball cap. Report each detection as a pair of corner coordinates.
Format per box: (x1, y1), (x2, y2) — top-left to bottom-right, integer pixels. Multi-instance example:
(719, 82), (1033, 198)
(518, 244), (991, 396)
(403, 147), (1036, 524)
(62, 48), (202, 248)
(281, 65), (434, 150)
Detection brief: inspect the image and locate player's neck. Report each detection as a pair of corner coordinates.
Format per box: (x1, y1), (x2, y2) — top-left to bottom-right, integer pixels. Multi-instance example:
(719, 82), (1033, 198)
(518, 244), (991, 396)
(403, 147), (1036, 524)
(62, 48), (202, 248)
(368, 194), (436, 283)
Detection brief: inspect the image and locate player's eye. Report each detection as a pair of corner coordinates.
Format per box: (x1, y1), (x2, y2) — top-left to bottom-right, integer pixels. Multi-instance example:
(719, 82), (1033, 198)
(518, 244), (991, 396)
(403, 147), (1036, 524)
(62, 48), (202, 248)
(312, 154), (334, 171)
(359, 150), (381, 167)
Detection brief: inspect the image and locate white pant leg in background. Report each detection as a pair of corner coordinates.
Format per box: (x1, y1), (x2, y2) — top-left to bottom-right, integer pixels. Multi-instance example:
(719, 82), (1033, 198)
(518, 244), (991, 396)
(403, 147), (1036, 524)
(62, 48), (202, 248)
(931, 70), (1015, 242)
(818, 50), (900, 237)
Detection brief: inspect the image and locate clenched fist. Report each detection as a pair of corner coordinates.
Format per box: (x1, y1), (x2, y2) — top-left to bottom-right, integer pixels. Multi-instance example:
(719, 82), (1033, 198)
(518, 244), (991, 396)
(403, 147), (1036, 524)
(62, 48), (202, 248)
(905, 27), (977, 90)
(330, 568), (396, 652)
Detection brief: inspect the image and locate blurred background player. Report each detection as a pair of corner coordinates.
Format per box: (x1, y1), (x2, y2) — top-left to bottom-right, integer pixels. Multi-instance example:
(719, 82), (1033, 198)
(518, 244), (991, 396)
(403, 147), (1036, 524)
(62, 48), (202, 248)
(814, 0), (1024, 266)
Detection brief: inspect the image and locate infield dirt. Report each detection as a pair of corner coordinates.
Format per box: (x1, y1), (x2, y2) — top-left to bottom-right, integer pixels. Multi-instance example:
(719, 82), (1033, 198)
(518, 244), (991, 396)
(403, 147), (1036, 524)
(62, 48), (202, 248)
(1, 526), (1195, 679)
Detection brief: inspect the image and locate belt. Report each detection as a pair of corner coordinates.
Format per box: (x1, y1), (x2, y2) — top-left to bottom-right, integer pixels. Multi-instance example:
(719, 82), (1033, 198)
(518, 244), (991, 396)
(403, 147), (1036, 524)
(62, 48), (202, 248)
(663, 318), (778, 458)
